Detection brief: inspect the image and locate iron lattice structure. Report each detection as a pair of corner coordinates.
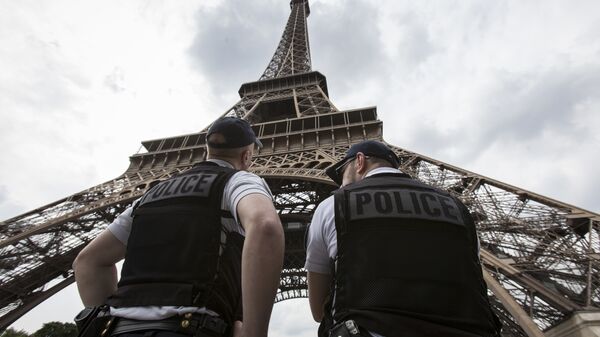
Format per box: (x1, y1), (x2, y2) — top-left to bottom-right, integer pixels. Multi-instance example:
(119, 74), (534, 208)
(0, 1), (599, 335)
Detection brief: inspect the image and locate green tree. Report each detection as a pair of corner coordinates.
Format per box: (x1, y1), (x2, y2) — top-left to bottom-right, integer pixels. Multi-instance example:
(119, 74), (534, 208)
(1, 328), (29, 337)
(31, 322), (77, 337)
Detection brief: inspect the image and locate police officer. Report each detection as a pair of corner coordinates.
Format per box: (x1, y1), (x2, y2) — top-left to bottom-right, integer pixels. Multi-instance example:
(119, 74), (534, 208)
(73, 117), (284, 337)
(305, 140), (501, 337)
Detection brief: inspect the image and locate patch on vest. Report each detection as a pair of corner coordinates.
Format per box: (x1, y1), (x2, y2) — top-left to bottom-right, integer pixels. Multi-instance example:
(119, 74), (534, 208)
(139, 173), (217, 206)
(347, 189), (464, 226)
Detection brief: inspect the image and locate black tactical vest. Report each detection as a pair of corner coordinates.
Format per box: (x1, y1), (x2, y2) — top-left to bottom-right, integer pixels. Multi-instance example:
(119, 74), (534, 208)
(106, 161), (243, 327)
(327, 173), (501, 337)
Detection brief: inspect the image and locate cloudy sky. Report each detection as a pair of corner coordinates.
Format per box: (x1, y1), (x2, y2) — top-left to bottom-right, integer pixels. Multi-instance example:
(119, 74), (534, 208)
(1, 0), (599, 334)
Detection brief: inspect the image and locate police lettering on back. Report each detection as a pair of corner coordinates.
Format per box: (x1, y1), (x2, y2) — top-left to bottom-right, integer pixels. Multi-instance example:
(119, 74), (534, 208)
(348, 188), (464, 226)
(139, 172), (218, 207)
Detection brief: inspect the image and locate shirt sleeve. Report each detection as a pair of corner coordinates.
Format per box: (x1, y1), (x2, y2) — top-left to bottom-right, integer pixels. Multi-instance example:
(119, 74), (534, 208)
(224, 171), (273, 224)
(305, 196), (337, 275)
(107, 202), (136, 245)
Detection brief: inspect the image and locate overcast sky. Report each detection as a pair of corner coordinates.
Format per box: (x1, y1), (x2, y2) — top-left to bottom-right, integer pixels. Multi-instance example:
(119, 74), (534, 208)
(1, 0), (599, 334)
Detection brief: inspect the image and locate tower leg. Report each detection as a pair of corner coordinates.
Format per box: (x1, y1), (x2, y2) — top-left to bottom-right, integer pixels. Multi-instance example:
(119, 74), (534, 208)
(545, 311), (600, 337)
(482, 270), (545, 337)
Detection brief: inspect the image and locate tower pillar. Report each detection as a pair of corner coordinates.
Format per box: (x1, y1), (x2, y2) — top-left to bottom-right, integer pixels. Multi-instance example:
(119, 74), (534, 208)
(546, 311), (600, 337)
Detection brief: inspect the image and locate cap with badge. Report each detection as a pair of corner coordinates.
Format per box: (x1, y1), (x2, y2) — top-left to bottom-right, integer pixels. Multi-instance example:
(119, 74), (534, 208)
(206, 117), (263, 149)
(325, 140), (400, 185)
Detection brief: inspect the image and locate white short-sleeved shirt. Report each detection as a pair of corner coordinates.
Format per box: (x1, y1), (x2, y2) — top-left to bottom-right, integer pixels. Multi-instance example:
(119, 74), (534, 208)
(108, 159), (272, 319)
(304, 167), (402, 337)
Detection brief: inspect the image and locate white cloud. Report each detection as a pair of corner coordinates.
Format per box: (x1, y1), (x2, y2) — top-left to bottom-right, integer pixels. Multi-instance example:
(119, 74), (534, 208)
(269, 299), (320, 337)
(355, 0), (600, 213)
(0, 0), (224, 219)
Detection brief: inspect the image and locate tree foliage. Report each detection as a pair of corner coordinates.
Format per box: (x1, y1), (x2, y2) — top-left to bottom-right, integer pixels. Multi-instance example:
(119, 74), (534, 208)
(31, 322), (77, 337)
(2, 321), (77, 337)
(1, 328), (30, 337)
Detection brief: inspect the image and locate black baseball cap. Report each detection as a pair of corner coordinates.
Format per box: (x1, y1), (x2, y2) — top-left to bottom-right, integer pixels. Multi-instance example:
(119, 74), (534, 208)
(206, 117), (263, 149)
(325, 140), (400, 185)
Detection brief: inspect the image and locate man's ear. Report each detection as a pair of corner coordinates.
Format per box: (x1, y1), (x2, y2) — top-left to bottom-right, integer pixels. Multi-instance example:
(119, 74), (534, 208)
(242, 148), (252, 165)
(356, 152), (368, 174)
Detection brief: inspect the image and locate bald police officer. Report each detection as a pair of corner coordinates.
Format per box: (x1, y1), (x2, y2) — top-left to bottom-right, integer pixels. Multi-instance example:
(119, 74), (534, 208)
(73, 117), (284, 337)
(305, 140), (501, 337)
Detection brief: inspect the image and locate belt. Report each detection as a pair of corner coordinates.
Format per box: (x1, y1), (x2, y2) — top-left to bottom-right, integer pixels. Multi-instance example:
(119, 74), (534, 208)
(110, 313), (228, 336)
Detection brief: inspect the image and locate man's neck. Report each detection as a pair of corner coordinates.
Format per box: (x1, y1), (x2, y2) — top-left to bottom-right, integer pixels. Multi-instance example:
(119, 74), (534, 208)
(364, 166), (401, 178)
(207, 157), (238, 169)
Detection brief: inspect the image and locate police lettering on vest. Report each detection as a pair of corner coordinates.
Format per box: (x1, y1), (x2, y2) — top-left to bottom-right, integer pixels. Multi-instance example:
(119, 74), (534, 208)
(348, 188), (464, 226)
(138, 173), (218, 207)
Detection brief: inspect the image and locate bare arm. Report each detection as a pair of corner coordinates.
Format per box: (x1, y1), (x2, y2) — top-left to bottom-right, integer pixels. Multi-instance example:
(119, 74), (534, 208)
(237, 194), (284, 337)
(232, 321), (243, 337)
(73, 229), (126, 307)
(307, 271), (332, 322)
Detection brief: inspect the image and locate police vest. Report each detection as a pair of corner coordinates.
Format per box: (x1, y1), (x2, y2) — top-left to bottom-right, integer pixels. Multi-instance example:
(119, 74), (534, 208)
(106, 161), (243, 327)
(328, 173), (501, 337)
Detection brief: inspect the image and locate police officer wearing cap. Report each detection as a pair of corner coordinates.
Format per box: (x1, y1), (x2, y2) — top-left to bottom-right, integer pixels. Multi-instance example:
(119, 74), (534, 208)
(305, 140), (501, 337)
(73, 117), (284, 337)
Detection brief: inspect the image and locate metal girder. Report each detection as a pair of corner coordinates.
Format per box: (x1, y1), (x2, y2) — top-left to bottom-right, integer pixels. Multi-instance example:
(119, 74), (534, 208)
(483, 269), (546, 337)
(0, 276), (74, 331)
(480, 250), (580, 313)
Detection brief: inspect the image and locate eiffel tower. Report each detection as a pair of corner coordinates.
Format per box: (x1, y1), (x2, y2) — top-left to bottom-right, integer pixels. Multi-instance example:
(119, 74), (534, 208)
(1, 0), (599, 336)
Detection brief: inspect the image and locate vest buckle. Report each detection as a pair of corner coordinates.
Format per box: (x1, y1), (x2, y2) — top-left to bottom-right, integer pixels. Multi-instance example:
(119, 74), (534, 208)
(344, 320), (359, 334)
(329, 319), (369, 337)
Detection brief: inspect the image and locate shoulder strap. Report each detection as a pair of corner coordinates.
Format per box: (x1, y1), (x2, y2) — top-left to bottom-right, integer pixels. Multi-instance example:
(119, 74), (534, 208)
(318, 257), (338, 337)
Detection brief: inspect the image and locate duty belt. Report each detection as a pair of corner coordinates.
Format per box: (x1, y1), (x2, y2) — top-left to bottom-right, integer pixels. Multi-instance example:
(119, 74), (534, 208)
(109, 313), (228, 336)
